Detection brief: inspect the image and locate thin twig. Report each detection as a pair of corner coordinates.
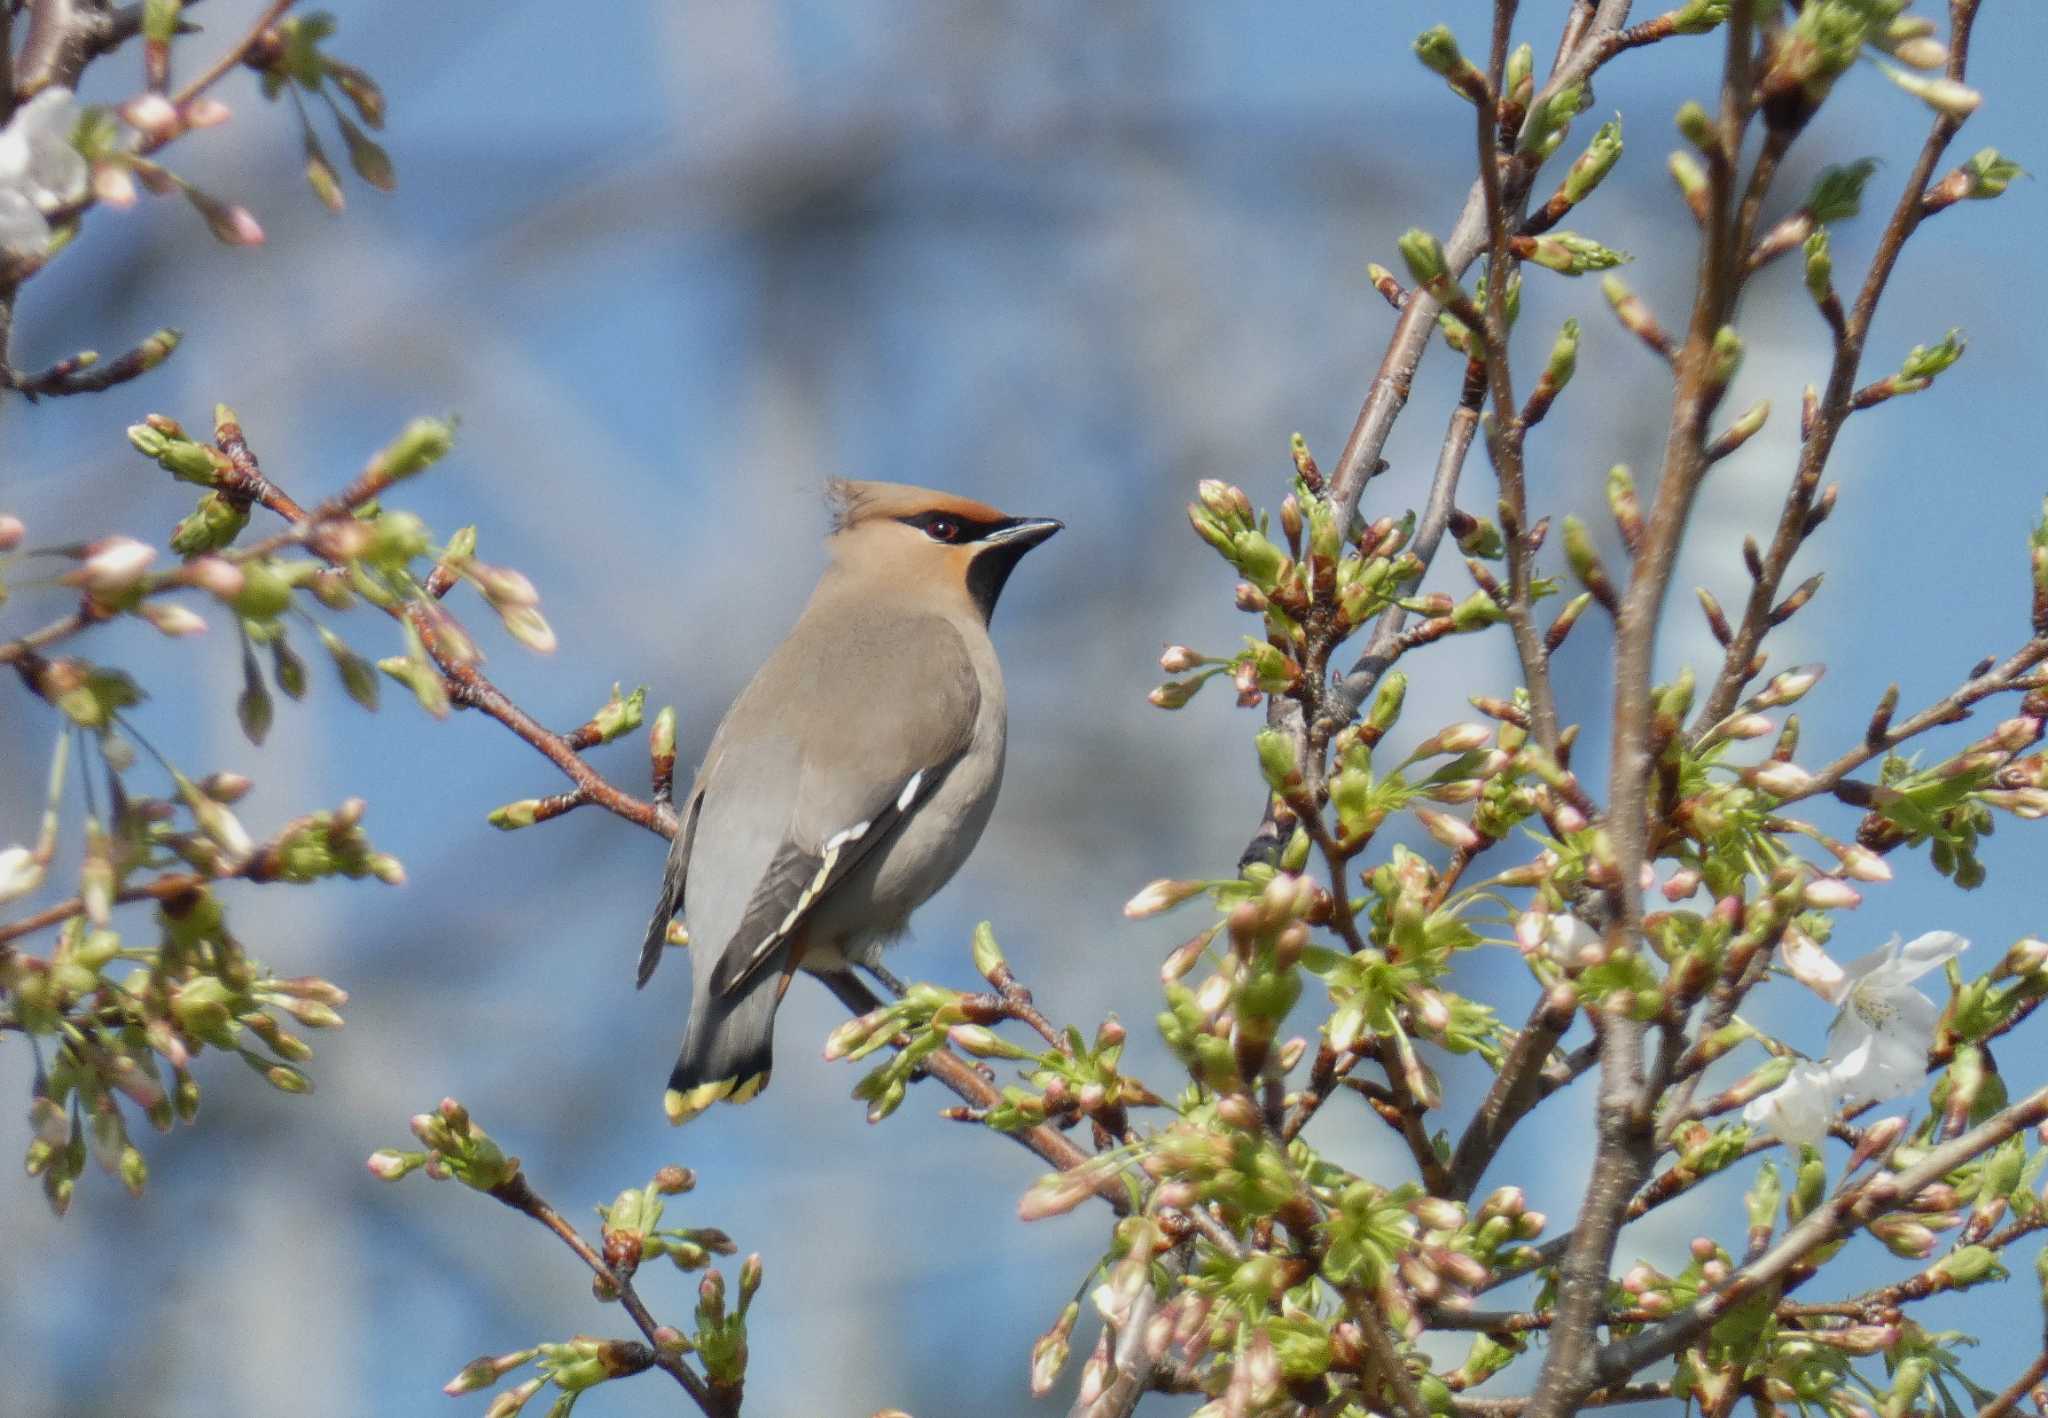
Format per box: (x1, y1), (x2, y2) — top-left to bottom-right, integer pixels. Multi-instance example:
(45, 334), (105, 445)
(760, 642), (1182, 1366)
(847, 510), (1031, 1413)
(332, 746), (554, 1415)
(1595, 1085), (2048, 1384)
(487, 1169), (735, 1417)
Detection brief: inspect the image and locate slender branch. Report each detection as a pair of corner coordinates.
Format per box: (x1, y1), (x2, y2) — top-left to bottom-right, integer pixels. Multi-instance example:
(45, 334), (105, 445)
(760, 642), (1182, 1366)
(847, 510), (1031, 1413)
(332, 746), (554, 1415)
(1978, 1351), (2048, 1418)
(487, 1170), (734, 1417)
(1446, 990), (1575, 1199)
(1453, 1383), (1671, 1417)
(1595, 1085), (2048, 1383)
(1787, 637), (2048, 803)
(169, 0), (292, 108)
(0, 607), (92, 665)
(1530, 14), (1760, 1413)
(1691, 1), (1985, 735)
(0, 870), (207, 948)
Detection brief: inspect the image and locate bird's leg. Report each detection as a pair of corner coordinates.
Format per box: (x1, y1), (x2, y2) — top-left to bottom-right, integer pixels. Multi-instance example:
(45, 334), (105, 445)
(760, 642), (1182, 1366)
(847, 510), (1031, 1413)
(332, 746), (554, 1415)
(863, 961), (910, 998)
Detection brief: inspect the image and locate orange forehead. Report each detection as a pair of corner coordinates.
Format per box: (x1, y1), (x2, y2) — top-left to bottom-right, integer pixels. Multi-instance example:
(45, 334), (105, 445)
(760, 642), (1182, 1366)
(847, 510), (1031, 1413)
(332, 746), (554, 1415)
(827, 478), (1006, 531)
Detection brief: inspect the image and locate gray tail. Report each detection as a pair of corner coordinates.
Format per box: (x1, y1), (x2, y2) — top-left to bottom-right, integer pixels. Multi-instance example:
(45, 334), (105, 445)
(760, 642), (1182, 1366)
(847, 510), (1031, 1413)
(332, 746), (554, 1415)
(663, 971), (780, 1124)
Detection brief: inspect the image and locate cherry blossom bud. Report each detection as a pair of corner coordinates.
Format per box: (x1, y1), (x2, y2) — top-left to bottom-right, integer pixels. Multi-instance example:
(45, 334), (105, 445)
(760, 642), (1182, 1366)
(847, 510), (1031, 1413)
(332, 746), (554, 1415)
(1124, 878), (1206, 919)
(1802, 876), (1861, 910)
(0, 515), (22, 551)
(366, 1148), (419, 1181)
(184, 98), (232, 129)
(1826, 843), (1888, 882)
(92, 162), (136, 206)
(139, 602), (207, 636)
(1416, 807), (1480, 851)
(183, 556), (245, 600)
(1414, 722), (1492, 757)
(1662, 866), (1702, 901)
(1750, 761), (1815, 797)
(121, 94), (179, 138)
(69, 536), (155, 595)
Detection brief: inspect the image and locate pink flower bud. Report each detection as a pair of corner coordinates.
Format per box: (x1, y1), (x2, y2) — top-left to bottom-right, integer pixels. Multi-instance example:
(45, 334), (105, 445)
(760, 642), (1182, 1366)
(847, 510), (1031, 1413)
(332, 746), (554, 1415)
(1123, 878), (1205, 920)
(184, 556), (245, 600)
(0, 515), (24, 551)
(1802, 876), (1861, 910)
(70, 535), (156, 594)
(1158, 644), (1202, 674)
(183, 97), (232, 129)
(92, 162), (136, 207)
(139, 601), (207, 636)
(1750, 761), (1815, 797)
(121, 93), (180, 138)
(1416, 806), (1481, 851)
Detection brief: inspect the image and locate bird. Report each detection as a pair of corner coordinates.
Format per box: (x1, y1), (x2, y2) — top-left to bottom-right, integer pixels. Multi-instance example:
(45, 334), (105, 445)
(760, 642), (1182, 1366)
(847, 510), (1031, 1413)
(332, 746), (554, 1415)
(638, 478), (1062, 1124)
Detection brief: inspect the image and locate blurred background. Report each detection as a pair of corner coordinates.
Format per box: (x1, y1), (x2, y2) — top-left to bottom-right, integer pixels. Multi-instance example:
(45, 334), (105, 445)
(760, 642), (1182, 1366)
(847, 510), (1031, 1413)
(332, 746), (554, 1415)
(3, 2), (2044, 1414)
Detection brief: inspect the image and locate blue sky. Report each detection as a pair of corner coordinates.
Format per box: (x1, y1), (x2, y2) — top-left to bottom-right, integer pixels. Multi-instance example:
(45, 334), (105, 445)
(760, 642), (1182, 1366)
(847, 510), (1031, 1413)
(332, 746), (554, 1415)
(3, 4), (2045, 1415)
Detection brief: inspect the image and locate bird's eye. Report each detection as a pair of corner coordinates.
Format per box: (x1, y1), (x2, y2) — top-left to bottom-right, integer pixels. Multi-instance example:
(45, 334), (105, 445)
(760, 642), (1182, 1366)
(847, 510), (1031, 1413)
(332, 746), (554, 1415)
(923, 515), (962, 543)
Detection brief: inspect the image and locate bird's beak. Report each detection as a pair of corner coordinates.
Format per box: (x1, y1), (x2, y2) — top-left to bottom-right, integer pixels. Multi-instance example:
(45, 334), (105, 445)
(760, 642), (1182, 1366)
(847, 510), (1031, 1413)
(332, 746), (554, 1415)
(982, 517), (1063, 551)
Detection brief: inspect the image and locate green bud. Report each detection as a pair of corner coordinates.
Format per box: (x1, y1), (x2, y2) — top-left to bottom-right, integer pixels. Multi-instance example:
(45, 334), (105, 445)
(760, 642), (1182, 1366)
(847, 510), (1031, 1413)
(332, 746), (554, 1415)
(1802, 228), (1834, 306)
(1674, 100), (1714, 150)
(169, 491), (250, 555)
(233, 561), (294, 620)
(371, 418), (454, 483)
(1667, 151), (1707, 201)
(1671, 0), (1729, 35)
(1563, 120), (1623, 205)
(1504, 43), (1532, 101)
(1368, 673), (1408, 735)
(971, 920), (1005, 980)
(1744, 1161), (1782, 1234)
(1255, 729), (1300, 793)
(1707, 326), (1743, 387)
(1397, 228), (1448, 287)
(1930, 1244), (2004, 1289)
(650, 705), (677, 761)
(489, 799), (541, 831)
(1412, 25), (1483, 98)
(1520, 83), (1586, 156)
(1544, 318), (1579, 389)
(590, 684), (645, 743)
(1522, 231), (1629, 275)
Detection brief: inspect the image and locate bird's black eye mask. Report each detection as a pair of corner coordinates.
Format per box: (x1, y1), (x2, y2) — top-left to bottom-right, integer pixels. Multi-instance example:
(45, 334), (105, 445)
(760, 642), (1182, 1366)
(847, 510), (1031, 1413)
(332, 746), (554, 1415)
(895, 511), (1017, 545)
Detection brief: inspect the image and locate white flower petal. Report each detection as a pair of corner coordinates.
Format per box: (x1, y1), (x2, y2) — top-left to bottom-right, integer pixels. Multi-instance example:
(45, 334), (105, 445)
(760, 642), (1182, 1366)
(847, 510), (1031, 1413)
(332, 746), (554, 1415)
(1893, 930), (1969, 982)
(6, 88), (86, 210)
(0, 188), (48, 258)
(1782, 927), (1850, 1005)
(1835, 936), (1899, 992)
(0, 844), (43, 902)
(1838, 1028), (1928, 1106)
(1743, 1060), (1837, 1147)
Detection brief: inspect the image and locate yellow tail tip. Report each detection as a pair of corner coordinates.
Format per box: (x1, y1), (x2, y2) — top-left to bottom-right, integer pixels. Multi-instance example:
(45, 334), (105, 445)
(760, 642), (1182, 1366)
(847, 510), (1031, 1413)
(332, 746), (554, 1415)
(662, 1073), (770, 1124)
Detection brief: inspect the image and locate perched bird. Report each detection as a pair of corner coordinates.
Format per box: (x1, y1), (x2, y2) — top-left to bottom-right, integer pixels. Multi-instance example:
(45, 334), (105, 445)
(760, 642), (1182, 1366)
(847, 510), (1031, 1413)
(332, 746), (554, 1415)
(639, 479), (1061, 1123)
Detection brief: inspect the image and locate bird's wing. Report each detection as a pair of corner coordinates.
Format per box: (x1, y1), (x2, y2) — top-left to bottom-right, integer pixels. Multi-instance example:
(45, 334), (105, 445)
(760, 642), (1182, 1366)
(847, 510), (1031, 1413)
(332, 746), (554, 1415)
(702, 613), (982, 999)
(635, 782), (706, 988)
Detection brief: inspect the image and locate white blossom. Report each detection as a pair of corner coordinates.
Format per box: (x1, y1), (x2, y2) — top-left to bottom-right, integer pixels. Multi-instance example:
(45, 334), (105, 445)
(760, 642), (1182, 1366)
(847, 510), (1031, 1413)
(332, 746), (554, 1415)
(0, 844), (42, 903)
(1747, 930), (1970, 1143)
(1825, 931), (1968, 1106)
(0, 88), (88, 260)
(1743, 1060), (1836, 1149)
